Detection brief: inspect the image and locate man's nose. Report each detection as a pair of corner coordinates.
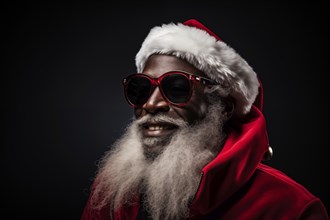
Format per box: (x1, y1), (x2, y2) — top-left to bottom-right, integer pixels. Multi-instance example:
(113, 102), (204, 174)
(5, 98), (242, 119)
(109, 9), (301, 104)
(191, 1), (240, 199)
(143, 87), (170, 114)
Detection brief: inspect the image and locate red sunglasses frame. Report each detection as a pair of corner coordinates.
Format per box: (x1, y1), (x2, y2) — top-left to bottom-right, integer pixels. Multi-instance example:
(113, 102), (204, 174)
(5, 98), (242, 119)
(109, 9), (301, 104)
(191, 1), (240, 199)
(122, 70), (217, 107)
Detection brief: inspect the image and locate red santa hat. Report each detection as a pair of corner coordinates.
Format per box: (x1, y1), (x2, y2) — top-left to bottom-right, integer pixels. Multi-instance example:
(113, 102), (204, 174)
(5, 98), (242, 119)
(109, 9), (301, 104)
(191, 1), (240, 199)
(135, 19), (260, 117)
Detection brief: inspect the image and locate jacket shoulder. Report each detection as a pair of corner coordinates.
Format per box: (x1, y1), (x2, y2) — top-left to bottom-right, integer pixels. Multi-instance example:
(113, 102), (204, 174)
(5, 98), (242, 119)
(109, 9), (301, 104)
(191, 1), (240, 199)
(255, 163), (329, 219)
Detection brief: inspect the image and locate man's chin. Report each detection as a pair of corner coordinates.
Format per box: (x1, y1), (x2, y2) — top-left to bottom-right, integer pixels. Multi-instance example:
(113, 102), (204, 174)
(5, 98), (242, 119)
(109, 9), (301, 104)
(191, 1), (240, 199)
(142, 136), (172, 160)
(142, 144), (164, 160)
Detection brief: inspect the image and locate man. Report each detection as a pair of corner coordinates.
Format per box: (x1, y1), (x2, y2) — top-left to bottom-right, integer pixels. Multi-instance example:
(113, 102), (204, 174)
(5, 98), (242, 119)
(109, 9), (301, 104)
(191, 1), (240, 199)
(82, 19), (328, 219)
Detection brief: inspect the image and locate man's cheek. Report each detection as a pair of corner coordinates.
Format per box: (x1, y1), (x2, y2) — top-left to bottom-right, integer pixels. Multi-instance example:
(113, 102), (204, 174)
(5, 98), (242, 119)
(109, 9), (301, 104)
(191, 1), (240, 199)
(134, 108), (143, 119)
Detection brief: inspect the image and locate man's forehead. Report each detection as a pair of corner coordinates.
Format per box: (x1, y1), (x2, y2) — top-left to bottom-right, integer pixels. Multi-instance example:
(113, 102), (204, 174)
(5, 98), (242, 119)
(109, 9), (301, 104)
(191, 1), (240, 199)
(142, 54), (205, 77)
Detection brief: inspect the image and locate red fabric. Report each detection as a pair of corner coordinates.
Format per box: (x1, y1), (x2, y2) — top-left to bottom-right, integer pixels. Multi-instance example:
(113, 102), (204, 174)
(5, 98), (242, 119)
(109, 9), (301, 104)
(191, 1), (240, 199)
(113, 202), (139, 220)
(81, 20), (328, 220)
(183, 19), (221, 41)
(189, 106), (269, 215)
(81, 106), (328, 219)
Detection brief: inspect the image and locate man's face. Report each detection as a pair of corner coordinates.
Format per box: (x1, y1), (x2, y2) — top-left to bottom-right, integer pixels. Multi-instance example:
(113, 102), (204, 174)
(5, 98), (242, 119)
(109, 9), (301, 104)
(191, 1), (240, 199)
(93, 56), (226, 216)
(134, 54), (209, 157)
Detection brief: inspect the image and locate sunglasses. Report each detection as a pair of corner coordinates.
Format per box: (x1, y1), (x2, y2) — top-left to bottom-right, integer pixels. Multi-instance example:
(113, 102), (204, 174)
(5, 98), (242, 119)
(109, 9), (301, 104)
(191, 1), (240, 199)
(122, 70), (218, 107)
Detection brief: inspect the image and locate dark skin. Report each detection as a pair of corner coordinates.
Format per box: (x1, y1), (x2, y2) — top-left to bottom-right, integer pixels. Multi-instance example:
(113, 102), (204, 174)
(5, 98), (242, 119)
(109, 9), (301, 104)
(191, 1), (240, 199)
(134, 54), (234, 157)
(135, 54), (208, 124)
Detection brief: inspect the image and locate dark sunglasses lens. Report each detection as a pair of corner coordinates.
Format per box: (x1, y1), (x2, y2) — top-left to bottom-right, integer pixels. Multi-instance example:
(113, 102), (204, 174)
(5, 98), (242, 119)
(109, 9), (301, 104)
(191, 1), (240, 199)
(161, 74), (191, 103)
(126, 76), (151, 106)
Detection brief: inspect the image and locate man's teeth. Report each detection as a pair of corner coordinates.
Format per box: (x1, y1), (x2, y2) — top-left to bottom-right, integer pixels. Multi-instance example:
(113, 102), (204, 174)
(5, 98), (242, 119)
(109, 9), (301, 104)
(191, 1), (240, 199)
(148, 126), (168, 131)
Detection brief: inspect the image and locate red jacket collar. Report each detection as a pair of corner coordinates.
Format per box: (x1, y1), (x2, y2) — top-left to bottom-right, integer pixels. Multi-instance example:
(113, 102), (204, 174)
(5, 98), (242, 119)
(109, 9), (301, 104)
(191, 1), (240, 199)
(189, 106), (269, 215)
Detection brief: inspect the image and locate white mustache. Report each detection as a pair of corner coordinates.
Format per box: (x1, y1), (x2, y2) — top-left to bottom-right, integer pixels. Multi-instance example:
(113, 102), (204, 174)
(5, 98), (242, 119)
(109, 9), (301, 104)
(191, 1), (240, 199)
(136, 114), (188, 128)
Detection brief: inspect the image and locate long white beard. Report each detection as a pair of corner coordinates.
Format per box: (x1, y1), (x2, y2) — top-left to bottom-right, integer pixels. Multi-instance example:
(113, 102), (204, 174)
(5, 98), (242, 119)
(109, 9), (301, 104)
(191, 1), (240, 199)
(90, 103), (226, 220)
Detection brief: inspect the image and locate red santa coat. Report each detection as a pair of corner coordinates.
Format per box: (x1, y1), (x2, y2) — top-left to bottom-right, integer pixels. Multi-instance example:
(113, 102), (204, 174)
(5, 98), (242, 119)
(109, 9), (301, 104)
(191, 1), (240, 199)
(82, 88), (328, 219)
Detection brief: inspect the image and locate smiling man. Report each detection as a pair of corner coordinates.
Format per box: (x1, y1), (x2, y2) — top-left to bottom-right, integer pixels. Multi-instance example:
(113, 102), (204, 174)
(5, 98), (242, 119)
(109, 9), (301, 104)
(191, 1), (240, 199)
(82, 19), (328, 220)
(131, 54), (222, 160)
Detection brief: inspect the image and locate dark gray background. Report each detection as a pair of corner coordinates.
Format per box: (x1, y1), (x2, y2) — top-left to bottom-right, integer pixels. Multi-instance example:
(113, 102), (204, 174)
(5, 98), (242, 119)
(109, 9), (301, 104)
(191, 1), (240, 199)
(3, 2), (329, 219)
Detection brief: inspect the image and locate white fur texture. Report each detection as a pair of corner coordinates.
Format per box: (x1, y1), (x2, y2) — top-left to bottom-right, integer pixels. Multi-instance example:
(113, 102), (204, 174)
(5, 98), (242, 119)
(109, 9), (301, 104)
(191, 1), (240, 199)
(89, 103), (226, 220)
(135, 22), (260, 117)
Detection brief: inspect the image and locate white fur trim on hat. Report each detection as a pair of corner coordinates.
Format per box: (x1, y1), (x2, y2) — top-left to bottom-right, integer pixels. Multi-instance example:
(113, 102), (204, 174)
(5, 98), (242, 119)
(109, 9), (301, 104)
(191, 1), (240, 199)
(135, 21), (260, 117)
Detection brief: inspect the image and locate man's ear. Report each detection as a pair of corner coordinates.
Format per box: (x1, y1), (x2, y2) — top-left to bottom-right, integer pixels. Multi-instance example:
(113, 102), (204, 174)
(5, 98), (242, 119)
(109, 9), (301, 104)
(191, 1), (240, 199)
(222, 96), (235, 121)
